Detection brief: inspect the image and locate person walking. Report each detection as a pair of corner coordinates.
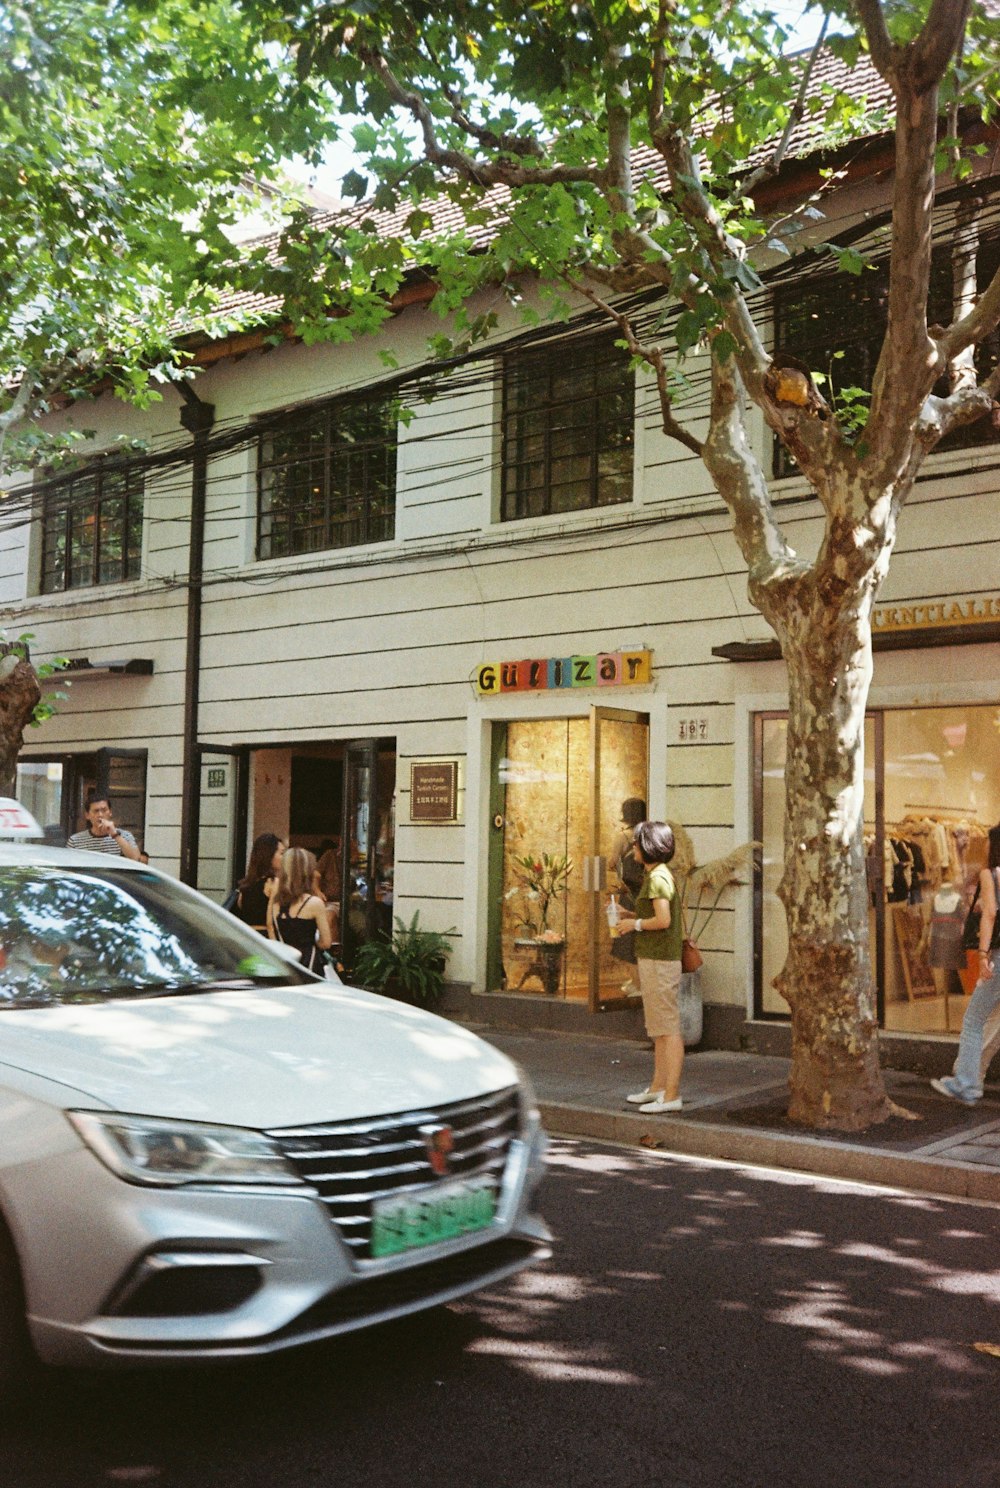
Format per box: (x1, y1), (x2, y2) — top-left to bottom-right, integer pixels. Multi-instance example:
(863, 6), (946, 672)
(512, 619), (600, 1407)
(233, 832), (285, 929)
(267, 847), (332, 975)
(617, 820), (685, 1113)
(66, 793), (142, 860)
(931, 824), (1000, 1105)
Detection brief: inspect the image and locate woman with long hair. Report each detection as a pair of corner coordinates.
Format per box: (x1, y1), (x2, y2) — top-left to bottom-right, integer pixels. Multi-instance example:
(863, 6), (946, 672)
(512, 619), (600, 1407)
(932, 825), (1000, 1104)
(267, 847), (332, 975)
(234, 832), (285, 929)
(616, 820), (685, 1113)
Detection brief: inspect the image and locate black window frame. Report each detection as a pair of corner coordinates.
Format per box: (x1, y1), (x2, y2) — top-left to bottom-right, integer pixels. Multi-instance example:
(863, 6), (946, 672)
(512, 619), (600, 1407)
(39, 457), (145, 595)
(256, 392), (398, 561)
(500, 333), (635, 522)
(772, 229), (1000, 478)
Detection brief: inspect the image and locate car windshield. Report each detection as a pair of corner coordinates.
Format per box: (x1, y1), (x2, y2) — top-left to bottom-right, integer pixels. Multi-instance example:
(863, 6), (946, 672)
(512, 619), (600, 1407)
(0, 865), (311, 1008)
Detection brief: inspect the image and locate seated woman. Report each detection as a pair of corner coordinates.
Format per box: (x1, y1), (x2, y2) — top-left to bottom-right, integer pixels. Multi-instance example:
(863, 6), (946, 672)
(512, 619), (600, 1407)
(267, 847), (332, 976)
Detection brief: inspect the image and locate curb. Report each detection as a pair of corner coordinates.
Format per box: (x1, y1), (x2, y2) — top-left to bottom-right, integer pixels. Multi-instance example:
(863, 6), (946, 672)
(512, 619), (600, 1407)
(538, 1101), (1000, 1204)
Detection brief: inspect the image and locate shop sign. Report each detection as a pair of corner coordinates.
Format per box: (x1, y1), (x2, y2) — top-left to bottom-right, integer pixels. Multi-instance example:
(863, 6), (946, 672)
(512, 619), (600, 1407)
(410, 761), (460, 823)
(475, 650), (652, 697)
(873, 594), (1000, 632)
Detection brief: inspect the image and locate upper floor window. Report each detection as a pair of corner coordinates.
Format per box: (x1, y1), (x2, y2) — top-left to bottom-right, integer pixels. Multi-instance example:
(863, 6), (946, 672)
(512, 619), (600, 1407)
(501, 334), (634, 521)
(40, 459), (144, 594)
(773, 229), (1000, 477)
(257, 393), (397, 560)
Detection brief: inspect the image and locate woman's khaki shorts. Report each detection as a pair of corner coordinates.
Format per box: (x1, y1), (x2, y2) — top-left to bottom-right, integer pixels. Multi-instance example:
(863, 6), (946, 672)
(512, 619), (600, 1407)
(637, 957), (682, 1038)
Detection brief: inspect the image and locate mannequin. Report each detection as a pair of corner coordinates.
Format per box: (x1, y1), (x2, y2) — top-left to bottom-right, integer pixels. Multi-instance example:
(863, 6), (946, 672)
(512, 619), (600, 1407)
(928, 881), (965, 997)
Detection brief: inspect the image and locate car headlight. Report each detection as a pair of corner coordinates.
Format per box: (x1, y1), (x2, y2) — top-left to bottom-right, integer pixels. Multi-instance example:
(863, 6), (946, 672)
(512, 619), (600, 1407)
(67, 1111), (305, 1189)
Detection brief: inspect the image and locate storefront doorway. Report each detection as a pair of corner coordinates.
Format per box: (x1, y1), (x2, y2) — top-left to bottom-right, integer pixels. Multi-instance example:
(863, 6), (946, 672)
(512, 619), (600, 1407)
(487, 707), (649, 1009)
(195, 738), (396, 969)
(16, 749), (148, 849)
(754, 703), (1000, 1035)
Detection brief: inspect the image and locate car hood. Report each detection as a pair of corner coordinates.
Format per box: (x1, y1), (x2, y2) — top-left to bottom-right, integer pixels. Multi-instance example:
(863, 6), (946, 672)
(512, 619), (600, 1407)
(0, 986), (519, 1127)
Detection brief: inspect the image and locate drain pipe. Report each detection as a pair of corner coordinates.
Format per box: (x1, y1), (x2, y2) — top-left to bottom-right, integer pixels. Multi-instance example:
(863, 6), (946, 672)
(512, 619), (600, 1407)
(177, 383), (215, 886)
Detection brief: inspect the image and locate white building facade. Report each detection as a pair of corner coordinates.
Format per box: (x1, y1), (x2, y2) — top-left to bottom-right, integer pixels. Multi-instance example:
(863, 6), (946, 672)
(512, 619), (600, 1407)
(3, 168), (1000, 1062)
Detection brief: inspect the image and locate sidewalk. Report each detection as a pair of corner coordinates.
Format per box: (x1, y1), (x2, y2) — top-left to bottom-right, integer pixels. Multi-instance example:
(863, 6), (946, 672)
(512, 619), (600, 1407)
(468, 1024), (1000, 1204)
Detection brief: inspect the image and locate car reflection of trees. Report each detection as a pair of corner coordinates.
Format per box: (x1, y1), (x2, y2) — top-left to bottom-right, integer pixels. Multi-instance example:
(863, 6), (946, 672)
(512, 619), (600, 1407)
(0, 867), (203, 1001)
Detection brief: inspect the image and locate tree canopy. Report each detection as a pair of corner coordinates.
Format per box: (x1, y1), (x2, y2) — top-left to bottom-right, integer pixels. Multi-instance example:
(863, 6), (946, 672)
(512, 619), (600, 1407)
(0, 0), (324, 476)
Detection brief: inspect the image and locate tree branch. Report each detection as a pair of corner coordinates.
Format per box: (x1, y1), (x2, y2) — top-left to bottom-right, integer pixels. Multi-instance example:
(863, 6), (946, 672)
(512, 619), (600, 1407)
(853, 0), (893, 78)
(736, 15), (830, 200)
(701, 353), (808, 610)
(936, 242), (1000, 362)
(443, 89), (543, 160)
(569, 278), (704, 455)
(912, 0), (971, 92)
(355, 44), (601, 189)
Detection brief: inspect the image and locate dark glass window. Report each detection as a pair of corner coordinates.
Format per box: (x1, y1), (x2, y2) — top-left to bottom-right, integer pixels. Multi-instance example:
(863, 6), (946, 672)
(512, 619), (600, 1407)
(40, 460), (144, 594)
(773, 232), (1000, 476)
(257, 395), (397, 560)
(501, 335), (635, 521)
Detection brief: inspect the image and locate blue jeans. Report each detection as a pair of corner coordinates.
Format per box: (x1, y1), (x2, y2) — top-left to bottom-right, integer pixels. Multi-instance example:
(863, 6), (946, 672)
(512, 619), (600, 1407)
(948, 962), (1000, 1099)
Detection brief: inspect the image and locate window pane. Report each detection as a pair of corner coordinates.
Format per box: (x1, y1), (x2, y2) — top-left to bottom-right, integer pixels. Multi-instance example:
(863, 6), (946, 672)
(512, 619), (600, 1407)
(502, 335), (633, 520)
(41, 463), (142, 594)
(256, 396), (396, 558)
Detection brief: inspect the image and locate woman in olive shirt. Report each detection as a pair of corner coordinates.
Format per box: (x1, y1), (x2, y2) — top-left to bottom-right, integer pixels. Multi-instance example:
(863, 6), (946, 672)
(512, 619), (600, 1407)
(617, 821), (685, 1113)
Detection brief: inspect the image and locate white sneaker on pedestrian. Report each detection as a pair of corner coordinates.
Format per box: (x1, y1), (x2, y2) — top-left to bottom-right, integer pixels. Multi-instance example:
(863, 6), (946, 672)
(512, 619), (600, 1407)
(639, 1095), (683, 1114)
(626, 1089), (661, 1105)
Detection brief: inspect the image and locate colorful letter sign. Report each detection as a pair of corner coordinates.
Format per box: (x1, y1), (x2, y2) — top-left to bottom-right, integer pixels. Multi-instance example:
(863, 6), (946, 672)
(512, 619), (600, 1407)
(475, 650), (651, 696)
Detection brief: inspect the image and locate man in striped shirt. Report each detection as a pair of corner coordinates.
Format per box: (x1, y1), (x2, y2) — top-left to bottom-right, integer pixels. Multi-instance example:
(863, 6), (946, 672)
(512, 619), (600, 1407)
(66, 793), (142, 860)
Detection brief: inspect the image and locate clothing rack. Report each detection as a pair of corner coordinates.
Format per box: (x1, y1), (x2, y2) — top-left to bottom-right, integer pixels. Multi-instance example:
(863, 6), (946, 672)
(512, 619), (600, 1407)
(901, 804), (979, 816)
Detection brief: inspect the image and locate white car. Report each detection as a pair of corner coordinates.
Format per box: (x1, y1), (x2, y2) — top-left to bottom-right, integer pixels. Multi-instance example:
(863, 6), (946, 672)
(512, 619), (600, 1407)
(0, 801), (549, 1381)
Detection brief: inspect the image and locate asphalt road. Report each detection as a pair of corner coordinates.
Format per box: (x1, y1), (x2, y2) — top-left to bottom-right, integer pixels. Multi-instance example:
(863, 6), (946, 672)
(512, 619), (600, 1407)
(6, 1139), (1000, 1488)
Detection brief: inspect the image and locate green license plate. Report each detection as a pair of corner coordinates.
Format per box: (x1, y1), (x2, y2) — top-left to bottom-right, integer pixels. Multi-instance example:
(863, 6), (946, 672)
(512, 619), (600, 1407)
(370, 1177), (497, 1258)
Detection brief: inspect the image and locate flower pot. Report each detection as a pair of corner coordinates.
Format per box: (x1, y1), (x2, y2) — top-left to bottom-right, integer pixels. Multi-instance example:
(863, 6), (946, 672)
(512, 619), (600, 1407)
(513, 937), (565, 996)
(680, 970), (703, 1047)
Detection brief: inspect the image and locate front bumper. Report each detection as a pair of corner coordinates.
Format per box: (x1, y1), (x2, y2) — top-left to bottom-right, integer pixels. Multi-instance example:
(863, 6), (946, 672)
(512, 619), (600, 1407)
(12, 1117), (550, 1368)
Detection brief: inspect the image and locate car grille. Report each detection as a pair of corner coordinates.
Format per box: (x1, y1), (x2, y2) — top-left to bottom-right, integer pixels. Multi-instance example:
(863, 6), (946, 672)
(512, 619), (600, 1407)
(266, 1085), (521, 1259)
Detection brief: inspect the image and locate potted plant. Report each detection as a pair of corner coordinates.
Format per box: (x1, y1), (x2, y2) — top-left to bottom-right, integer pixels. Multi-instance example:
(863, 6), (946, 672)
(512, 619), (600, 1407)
(667, 822), (758, 1045)
(506, 852), (573, 994)
(352, 912), (458, 1008)
(506, 851), (573, 938)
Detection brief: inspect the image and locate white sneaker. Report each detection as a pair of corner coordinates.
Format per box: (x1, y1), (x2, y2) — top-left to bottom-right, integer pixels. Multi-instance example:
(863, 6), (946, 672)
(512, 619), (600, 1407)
(626, 1089), (660, 1105)
(639, 1095), (683, 1114)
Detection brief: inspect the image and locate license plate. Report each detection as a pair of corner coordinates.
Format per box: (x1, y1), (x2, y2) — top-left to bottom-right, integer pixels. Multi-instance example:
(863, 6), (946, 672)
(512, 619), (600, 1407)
(370, 1176), (497, 1258)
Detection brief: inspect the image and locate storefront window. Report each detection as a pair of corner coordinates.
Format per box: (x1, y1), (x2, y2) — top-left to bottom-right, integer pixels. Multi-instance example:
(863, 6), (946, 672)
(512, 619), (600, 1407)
(756, 704), (1000, 1034)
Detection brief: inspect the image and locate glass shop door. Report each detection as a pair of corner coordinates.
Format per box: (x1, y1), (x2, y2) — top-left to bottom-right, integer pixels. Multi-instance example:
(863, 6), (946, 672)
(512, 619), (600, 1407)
(341, 739), (396, 970)
(488, 710), (648, 1006)
(587, 707), (650, 1012)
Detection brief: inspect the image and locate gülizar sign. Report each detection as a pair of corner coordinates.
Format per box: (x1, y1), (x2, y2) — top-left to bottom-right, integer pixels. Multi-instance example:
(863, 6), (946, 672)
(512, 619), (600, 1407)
(475, 650), (652, 696)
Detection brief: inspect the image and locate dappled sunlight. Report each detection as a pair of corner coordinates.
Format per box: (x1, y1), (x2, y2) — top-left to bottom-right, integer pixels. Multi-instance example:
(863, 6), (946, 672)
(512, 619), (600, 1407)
(529, 1140), (1000, 1399)
(466, 1334), (641, 1386)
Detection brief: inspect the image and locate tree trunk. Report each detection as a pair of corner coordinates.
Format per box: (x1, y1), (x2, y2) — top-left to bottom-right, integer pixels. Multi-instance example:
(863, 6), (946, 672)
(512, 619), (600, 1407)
(0, 656), (41, 797)
(772, 603), (893, 1130)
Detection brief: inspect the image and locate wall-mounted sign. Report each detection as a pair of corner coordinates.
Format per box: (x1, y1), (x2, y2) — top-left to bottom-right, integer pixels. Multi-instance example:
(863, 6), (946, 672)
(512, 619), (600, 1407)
(206, 767), (227, 791)
(873, 594), (1000, 632)
(475, 650), (652, 697)
(410, 761), (460, 823)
